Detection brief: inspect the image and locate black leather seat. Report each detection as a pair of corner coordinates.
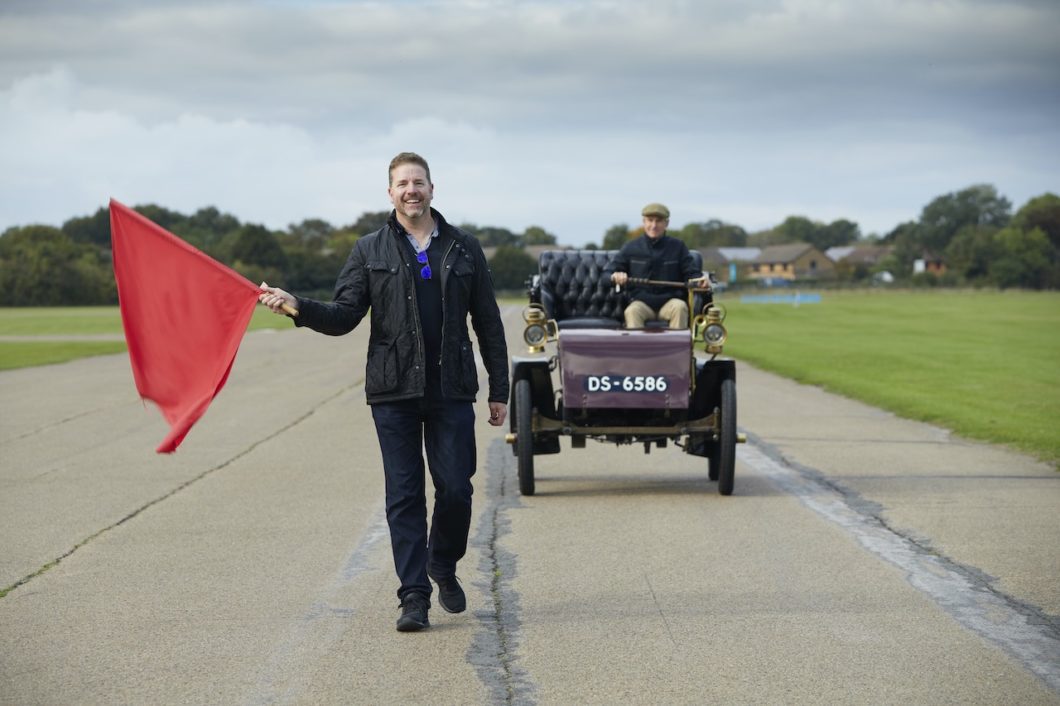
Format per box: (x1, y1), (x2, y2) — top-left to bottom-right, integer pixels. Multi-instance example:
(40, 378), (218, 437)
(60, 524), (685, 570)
(532, 249), (705, 329)
(535, 250), (623, 329)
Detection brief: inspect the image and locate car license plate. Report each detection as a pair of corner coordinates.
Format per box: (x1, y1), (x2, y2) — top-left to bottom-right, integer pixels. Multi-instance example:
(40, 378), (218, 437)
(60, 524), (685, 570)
(584, 375), (670, 393)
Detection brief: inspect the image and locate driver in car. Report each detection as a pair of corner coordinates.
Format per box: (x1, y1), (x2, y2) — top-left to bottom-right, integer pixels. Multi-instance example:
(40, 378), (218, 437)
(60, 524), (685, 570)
(609, 202), (710, 329)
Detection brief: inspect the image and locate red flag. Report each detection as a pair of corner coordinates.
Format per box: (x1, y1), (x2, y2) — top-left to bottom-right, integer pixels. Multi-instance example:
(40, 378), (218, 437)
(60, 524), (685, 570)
(110, 199), (260, 453)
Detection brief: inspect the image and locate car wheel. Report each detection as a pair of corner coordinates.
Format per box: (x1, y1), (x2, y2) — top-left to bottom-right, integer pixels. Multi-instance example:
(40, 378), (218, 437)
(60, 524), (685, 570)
(716, 378), (736, 496)
(515, 378), (535, 496)
(707, 437), (720, 481)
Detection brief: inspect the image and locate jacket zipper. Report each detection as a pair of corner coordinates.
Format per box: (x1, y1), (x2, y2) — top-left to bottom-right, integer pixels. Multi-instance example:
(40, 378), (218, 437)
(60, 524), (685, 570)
(437, 238), (458, 373)
(397, 230), (426, 389)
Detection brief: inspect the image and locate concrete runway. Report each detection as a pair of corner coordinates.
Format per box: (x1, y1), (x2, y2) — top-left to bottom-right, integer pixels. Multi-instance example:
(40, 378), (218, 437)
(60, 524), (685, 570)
(1, 304), (1057, 705)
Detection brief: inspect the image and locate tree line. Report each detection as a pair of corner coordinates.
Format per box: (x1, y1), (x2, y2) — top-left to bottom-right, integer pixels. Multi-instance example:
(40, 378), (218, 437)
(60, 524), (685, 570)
(490, 185), (1059, 290)
(0, 206), (560, 306)
(1, 184), (1057, 305)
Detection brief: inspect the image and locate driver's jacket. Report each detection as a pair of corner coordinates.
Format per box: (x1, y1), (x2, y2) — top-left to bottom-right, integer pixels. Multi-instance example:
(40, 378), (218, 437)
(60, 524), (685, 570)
(609, 234), (697, 311)
(292, 209), (509, 405)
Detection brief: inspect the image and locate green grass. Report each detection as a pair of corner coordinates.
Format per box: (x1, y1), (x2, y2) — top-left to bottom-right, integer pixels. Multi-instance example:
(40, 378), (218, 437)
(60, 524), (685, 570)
(0, 341), (129, 370)
(714, 289), (1060, 466)
(0, 307), (126, 336)
(0, 306), (290, 335)
(0, 306), (290, 370)
(6, 295), (1059, 466)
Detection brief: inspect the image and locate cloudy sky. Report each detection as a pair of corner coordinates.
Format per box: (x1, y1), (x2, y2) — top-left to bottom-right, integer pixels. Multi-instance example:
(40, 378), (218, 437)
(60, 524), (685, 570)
(1, 0), (1058, 245)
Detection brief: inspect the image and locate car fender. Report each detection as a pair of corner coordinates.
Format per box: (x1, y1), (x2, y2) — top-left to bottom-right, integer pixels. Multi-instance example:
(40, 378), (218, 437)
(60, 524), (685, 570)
(510, 356), (561, 455)
(691, 358), (736, 420)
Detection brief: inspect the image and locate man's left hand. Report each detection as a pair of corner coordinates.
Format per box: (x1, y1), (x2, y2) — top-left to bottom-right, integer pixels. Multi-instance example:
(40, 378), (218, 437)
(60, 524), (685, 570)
(488, 402), (507, 426)
(691, 275), (712, 290)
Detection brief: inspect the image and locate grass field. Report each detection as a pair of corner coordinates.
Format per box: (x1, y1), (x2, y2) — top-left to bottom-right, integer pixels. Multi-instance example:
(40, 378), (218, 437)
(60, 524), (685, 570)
(3, 293), (1058, 466)
(714, 289), (1060, 466)
(0, 307), (288, 370)
(0, 341), (130, 370)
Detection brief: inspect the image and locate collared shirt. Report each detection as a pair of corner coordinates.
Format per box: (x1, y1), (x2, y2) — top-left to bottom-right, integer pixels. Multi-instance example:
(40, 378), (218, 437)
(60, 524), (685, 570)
(404, 222), (439, 254)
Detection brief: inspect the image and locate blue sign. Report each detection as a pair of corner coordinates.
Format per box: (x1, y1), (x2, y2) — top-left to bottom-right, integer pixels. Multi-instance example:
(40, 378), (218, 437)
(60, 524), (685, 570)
(739, 293), (822, 305)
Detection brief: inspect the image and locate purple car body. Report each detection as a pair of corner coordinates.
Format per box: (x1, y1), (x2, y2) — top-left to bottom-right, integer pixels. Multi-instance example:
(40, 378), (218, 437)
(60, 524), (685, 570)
(559, 328), (691, 410)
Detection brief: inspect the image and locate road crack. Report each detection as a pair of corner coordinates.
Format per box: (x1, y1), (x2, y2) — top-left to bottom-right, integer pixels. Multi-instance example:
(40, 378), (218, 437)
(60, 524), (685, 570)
(0, 382), (359, 600)
(644, 574), (677, 647)
(469, 439), (536, 705)
(741, 431), (1060, 694)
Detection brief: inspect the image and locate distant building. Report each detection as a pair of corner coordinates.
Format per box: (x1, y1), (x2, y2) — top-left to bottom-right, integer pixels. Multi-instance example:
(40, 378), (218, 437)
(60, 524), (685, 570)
(825, 246), (855, 262)
(913, 252), (947, 275)
(698, 246), (761, 283)
(829, 244), (894, 282)
(749, 243), (835, 282)
(840, 244), (892, 268)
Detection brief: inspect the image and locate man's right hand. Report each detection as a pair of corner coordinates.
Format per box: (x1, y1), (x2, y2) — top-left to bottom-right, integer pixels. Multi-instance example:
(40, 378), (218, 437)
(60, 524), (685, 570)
(610, 272), (629, 287)
(258, 282), (297, 315)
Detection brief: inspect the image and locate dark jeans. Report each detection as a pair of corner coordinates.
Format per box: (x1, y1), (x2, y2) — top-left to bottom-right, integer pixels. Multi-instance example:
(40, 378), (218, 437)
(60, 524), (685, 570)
(371, 396), (476, 601)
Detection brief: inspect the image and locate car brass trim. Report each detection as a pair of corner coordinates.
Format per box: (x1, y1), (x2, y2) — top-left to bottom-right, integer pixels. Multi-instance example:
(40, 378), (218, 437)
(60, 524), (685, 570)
(533, 411), (718, 437)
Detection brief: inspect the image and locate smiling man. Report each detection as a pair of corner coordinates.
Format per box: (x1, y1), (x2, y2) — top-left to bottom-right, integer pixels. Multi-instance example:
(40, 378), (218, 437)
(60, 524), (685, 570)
(259, 152), (509, 632)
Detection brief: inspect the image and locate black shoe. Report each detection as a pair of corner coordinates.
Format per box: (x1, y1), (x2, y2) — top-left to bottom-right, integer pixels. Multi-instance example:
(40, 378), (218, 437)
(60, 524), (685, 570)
(396, 592), (430, 632)
(430, 573), (466, 614)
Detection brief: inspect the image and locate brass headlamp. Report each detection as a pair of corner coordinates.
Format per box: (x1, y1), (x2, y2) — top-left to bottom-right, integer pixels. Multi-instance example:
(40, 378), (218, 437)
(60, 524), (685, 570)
(702, 305), (727, 354)
(522, 305), (557, 353)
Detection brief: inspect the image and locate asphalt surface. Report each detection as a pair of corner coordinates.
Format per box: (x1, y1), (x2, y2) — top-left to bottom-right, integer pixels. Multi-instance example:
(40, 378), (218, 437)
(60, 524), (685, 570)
(1, 304), (1058, 705)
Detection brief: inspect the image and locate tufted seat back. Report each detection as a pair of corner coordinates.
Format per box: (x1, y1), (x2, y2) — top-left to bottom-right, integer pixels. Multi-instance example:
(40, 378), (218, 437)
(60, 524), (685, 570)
(535, 249), (705, 329)
(537, 250), (624, 327)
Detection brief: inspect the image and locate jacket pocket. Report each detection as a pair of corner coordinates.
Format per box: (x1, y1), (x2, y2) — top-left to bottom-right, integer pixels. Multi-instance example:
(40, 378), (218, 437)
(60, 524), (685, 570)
(366, 259), (397, 299)
(449, 256), (474, 294)
(660, 259), (682, 280)
(629, 257), (651, 279)
(365, 341), (399, 395)
(452, 340), (479, 396)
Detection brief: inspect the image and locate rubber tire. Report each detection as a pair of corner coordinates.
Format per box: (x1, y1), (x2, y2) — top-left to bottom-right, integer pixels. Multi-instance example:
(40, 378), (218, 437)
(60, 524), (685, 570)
(707, 438), (720, 482)
(715, 378), (737, 496)
(515, 379), (536, 496)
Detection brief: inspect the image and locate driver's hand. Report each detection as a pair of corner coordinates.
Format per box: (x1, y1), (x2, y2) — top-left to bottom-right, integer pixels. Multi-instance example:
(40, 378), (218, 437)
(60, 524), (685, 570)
(691, 275), (712, 290)
(611, 272), (629, 287)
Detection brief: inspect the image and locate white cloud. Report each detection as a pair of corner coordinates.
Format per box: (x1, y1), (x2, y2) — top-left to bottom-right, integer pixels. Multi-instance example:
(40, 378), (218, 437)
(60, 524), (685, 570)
(1, 0), (1058, 243)
(1, 68), (322, 225)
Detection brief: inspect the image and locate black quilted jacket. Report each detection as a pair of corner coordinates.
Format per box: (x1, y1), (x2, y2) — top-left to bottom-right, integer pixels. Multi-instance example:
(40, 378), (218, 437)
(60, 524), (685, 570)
(609, 234), (698, 311)
(292, 209), (509, 405)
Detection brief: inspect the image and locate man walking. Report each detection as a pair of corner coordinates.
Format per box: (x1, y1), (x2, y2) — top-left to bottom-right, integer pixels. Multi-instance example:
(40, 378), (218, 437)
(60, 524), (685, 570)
(259, 152), (509, 632)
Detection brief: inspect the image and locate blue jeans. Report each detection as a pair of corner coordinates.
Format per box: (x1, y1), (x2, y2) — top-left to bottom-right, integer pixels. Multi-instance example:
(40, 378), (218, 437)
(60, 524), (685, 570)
(371, 396), (476, 601)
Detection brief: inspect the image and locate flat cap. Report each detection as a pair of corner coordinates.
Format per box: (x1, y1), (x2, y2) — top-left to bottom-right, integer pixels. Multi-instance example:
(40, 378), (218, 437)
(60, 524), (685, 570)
(641, 202), (670, 219)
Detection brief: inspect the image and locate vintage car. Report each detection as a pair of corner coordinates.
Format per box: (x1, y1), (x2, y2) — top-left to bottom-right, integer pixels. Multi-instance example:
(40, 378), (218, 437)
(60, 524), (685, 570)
(507, 249), (740, 496)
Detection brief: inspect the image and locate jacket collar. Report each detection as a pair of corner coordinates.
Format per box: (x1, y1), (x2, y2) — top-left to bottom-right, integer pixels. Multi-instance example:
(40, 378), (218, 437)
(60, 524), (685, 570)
(388, 208), (475, 251)
(642, 232), (669, 248)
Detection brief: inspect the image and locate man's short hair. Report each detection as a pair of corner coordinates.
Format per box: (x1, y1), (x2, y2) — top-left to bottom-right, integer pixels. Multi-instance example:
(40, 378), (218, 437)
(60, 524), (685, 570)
(388, 152), (432, 185)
